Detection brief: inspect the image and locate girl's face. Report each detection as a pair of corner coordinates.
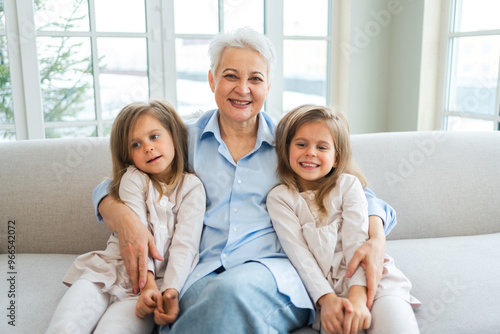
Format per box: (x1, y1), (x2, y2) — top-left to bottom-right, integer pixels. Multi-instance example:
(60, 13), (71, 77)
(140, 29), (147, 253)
(209, 47), (271, 127)
(129, 113), (175, 180)
(289, 121), (337, 191)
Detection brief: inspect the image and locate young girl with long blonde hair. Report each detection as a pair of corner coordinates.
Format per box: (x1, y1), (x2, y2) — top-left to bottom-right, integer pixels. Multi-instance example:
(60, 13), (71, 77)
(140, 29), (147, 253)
(46, 99), (205, 333)
(267, 104), (420, 334)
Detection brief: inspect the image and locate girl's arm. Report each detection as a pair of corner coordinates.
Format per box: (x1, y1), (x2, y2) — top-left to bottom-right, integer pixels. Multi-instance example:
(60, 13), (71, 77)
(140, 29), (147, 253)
(346, 186), (388, 309)
(159, 175), (206, 294)
(344, 285), (371, 333)
(136, 271), (162, 319)
(267, 186), (333, 305)
(118, 168), (164, 288)
(346, 216), (386, 309)
(338, 177), (373, 330)
(339, 175), (370, 288)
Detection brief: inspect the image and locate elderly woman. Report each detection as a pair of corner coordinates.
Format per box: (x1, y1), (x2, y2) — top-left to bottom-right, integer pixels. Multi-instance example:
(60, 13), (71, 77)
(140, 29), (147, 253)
(93, 27), (396, 333)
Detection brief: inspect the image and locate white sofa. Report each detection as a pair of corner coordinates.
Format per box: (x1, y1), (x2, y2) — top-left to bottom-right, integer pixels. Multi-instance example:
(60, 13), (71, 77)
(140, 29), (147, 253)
(1, 131), (499, 333)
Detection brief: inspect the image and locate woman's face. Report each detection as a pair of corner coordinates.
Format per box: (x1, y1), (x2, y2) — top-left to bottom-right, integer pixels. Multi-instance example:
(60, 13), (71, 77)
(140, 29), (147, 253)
(209, 47), (271, 126)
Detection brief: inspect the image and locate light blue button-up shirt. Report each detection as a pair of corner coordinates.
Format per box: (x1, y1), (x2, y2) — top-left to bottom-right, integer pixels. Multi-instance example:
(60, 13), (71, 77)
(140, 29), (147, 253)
(181, 110), (314, 314)
(93, 109), (396, 323)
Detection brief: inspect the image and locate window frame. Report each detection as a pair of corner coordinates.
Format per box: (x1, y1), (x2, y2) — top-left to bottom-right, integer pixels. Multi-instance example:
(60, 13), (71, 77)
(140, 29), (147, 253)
(3, 0), (339, 140)
(436, 0), (500, 131)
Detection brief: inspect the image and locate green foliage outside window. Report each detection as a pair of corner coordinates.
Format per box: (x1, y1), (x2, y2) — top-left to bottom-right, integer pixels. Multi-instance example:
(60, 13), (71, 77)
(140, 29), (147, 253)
(1, 0), (94, 139)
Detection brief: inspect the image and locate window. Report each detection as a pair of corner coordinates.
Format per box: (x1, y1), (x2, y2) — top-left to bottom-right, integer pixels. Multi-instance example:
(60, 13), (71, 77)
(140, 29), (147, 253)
(172, 0), (265, 116)
(0, 3), (15, 140)
(1, 0), (335, 141)
(439, 0), (500, 131)
(282, 0), (330, 112)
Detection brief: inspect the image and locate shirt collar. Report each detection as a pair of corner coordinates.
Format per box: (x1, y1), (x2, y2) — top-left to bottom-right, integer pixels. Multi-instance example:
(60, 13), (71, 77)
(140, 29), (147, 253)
(201, 110), (276, 149)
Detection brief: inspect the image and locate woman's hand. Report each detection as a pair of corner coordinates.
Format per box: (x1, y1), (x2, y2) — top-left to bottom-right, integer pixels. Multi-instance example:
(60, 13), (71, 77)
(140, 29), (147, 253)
(317, 293), (353, 334)
(99, 195), (163, 294)
(344, 286), (371, 333)
(154, 288), (180, 325)
(345, 215), (386, 309)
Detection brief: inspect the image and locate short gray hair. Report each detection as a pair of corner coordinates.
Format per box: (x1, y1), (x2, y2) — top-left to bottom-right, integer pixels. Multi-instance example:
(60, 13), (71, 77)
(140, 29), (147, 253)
(208, 27), (276, 82)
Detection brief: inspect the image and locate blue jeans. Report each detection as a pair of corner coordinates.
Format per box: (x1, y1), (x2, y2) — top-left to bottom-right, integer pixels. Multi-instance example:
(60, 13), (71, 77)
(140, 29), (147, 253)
(162, 262), (310, 334)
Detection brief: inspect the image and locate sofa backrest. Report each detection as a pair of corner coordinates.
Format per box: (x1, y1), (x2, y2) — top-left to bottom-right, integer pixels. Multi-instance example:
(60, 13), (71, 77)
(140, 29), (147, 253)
(1, 131), (499, 254)
(1, 138), (112, 254)
(351, 131), (500, 240)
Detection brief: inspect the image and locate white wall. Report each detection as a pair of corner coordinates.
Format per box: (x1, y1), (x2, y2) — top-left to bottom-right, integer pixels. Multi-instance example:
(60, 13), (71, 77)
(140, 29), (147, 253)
(347, 0), (425, 134)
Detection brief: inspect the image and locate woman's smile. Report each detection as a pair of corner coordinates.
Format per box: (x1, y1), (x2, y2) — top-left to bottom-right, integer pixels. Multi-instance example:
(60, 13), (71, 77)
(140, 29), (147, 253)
(209, 47), (270, 126)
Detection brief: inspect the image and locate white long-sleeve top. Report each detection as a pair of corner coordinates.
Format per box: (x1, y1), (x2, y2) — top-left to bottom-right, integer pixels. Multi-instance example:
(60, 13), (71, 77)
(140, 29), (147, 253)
(63, 166), (205, 299)
(267, 173), (369, 305)
(268, 173), (420, 316)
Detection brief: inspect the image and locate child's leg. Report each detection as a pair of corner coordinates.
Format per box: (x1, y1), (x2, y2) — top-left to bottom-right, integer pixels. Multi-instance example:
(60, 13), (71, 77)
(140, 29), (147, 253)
(368, 295), (419, 334)
(46, 279), (110, 334)
(93, 298), (155, 334)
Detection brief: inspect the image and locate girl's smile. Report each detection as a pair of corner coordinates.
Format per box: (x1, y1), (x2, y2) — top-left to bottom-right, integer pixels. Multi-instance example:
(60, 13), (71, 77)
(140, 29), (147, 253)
(289, 121), (337, 191)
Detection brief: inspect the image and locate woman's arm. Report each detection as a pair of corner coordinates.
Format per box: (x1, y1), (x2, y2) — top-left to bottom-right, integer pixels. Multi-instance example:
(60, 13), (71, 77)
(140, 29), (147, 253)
(95, 178), (163, 294)
(364, 187), (397, 234)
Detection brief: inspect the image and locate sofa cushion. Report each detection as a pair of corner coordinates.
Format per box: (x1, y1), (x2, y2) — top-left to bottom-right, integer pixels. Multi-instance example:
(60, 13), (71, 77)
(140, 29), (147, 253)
(351, 131), (500, 240)
(386, 232), (500, 333)
(0, 138), (112, 254)
(0, 254), (77, 332)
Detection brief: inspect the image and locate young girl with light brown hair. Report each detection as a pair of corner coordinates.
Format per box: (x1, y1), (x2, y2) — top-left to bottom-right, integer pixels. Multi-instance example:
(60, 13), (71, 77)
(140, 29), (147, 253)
(46, 99), (205, 333)
(267, 104), (420, 334)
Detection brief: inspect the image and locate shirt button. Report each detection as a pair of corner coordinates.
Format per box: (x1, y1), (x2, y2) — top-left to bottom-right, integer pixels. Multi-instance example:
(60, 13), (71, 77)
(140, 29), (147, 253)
(222, 254), (227, 259)
(237, 179), (242, 184)
(308, 193), (315, 200)
(195, 273), (200, 277)
(232, 227), (238, 232)
(312, 212), (318, 219)
(233, 208), (238, 213)
(159, 224), (167, 229)
(160, 200), (167, 206)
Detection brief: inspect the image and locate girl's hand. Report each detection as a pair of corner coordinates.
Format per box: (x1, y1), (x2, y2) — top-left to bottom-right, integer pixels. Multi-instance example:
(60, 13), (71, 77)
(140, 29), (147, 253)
(344, 286), (371, 333)
(343, 298), (371, 333)
(136, 286), (162, 318)
(317, 293), (353, 334)
(154, 288), (180, 325)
